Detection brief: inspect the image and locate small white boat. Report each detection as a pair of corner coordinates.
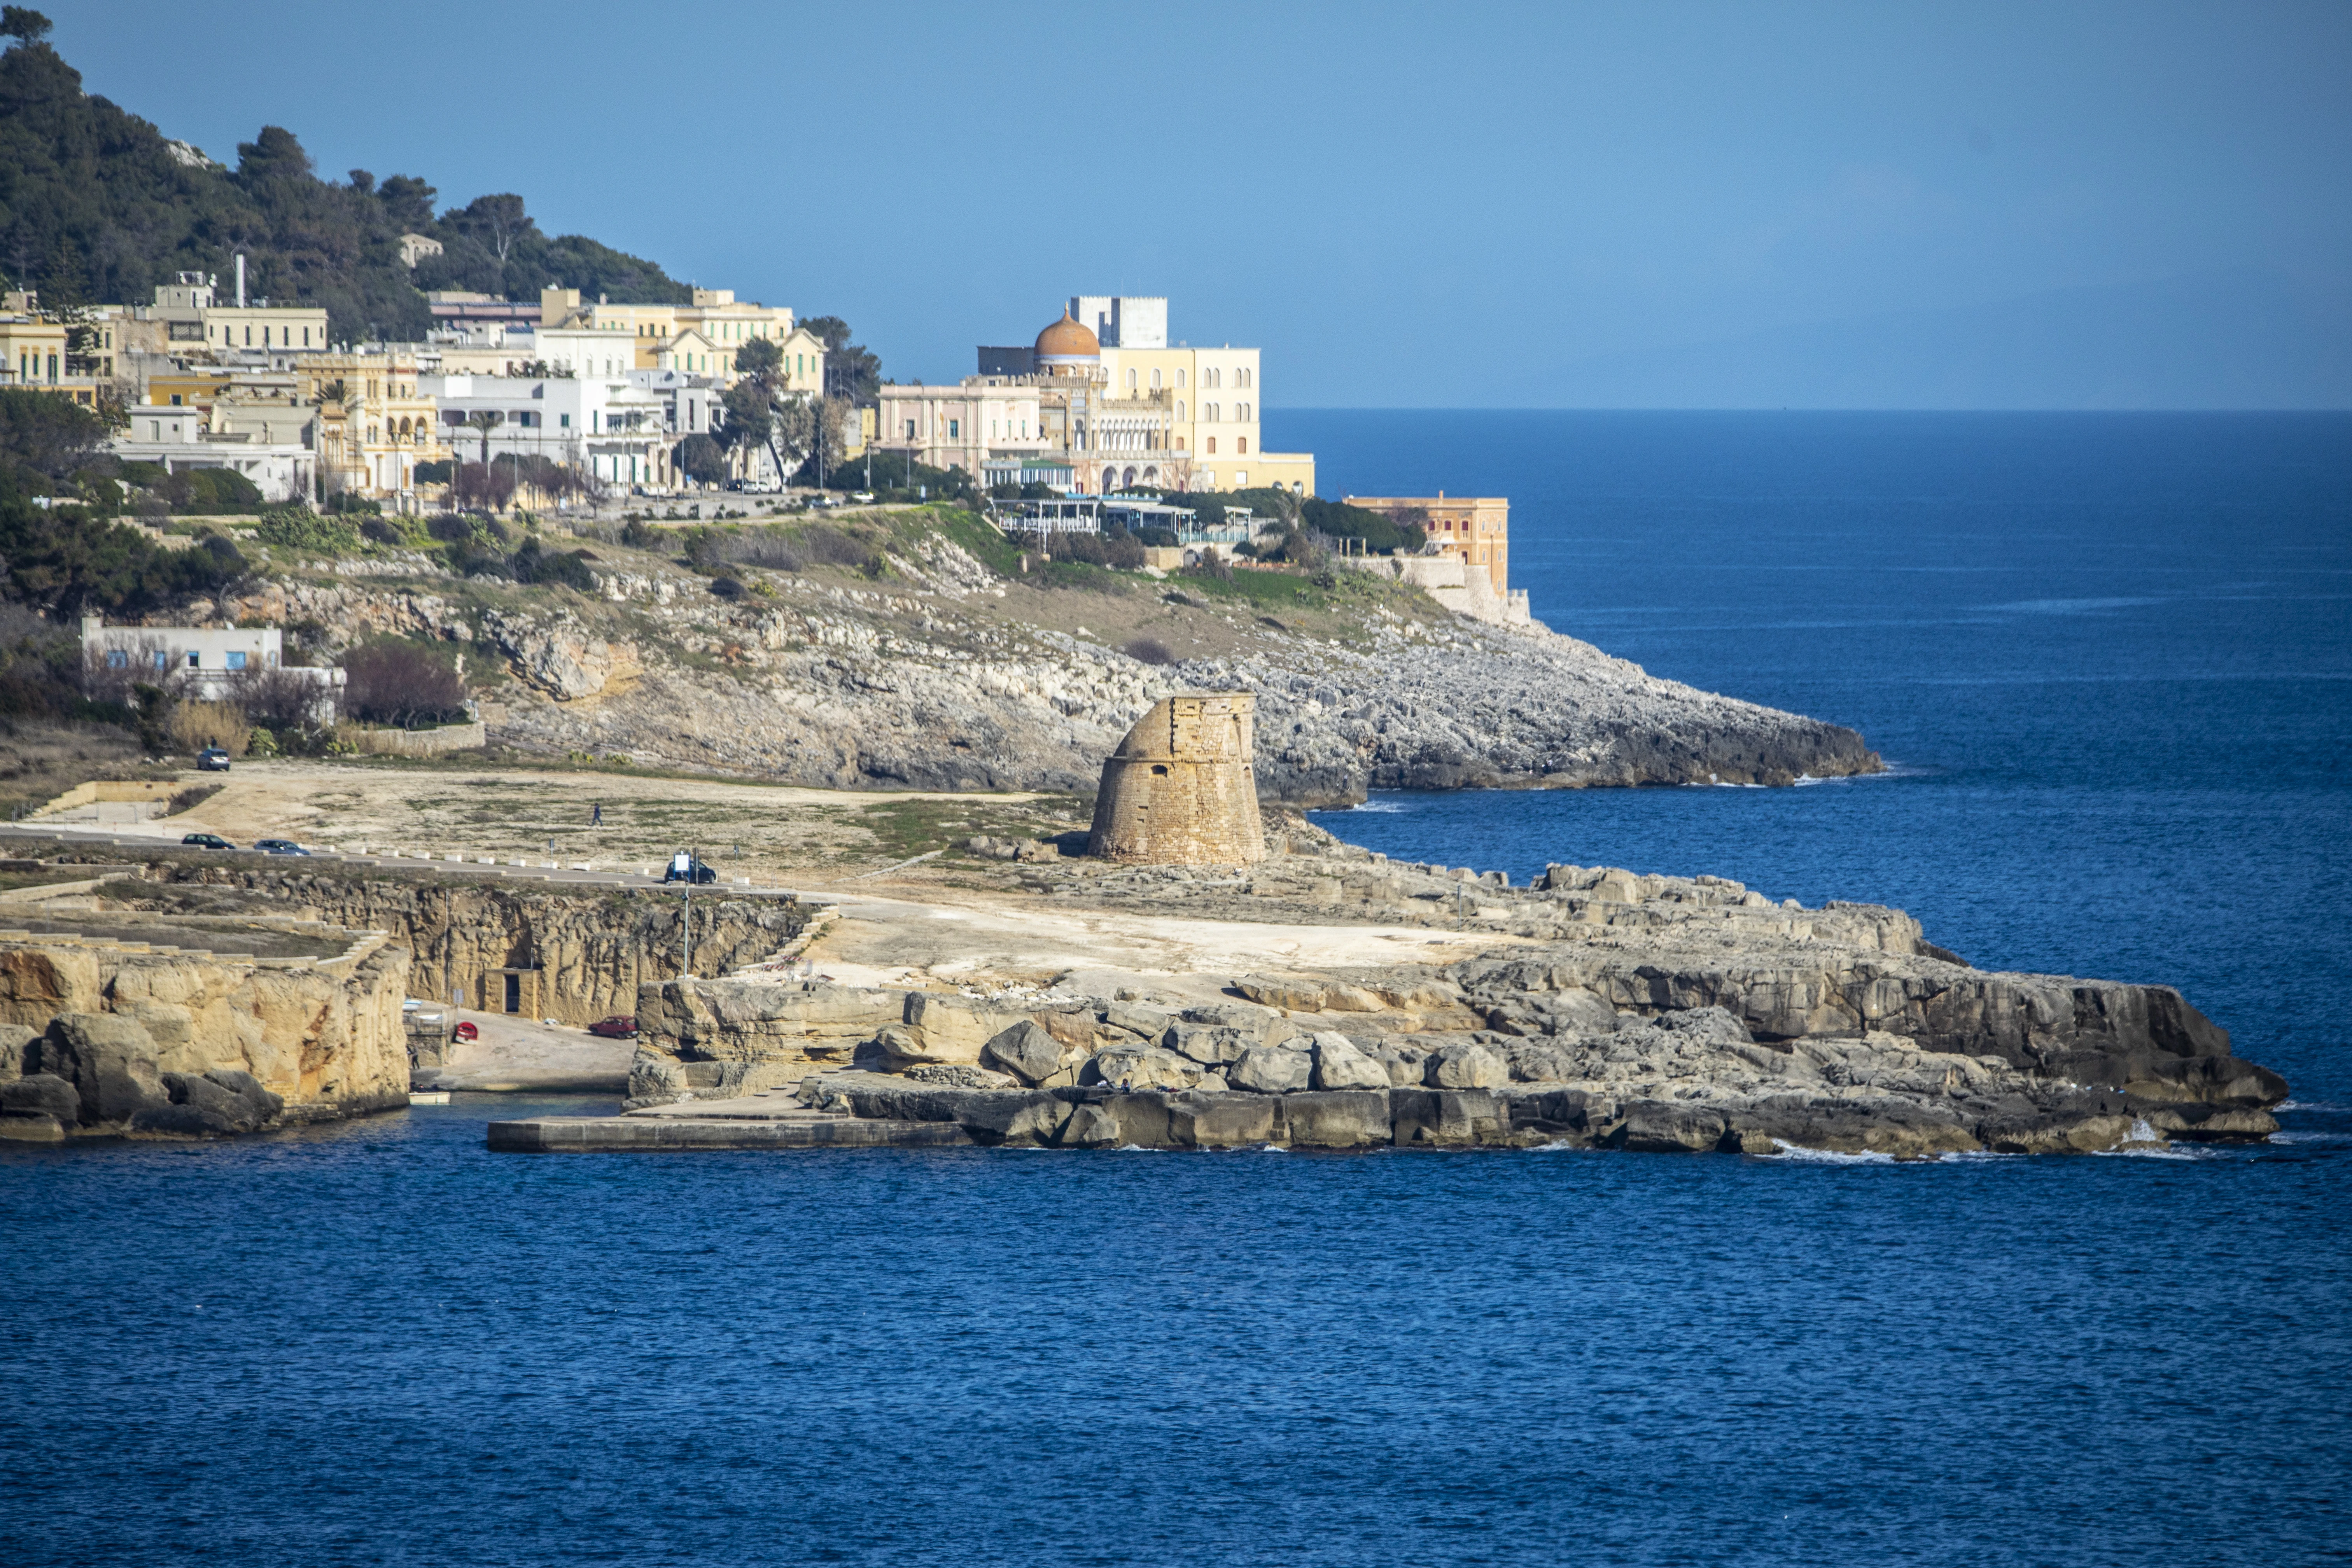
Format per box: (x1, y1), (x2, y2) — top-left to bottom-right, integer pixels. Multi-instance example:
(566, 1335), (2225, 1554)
(408, 1090), (452, 1105)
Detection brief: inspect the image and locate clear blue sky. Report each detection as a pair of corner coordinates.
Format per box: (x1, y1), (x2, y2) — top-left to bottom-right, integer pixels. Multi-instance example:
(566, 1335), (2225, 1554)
(58, 1), (2352, 407)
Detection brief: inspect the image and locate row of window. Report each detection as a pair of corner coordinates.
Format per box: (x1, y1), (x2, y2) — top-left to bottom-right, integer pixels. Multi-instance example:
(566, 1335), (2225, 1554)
(105, 648), (272, 670)
(1121, 366), (1255, 392)
(224, 324), (315, 347)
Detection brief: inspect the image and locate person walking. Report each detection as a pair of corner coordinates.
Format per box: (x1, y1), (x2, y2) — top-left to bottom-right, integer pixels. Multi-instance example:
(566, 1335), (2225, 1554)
(591, 803), (603, 827)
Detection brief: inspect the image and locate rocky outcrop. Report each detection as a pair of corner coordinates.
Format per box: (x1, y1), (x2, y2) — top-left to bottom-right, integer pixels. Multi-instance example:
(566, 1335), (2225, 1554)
(604, 847), (2284, 1156)
(0, 930), (410, 1140)
(178, 525), (1878, 802)
(477, 609), (641, 703)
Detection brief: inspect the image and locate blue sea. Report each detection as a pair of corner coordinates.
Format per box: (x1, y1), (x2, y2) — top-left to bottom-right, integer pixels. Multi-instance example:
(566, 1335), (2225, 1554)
(5, 413), (2348, 1566)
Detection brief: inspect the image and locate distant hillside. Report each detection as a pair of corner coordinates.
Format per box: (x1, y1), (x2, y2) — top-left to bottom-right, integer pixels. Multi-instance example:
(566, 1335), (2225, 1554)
(0, 23), (688, 343)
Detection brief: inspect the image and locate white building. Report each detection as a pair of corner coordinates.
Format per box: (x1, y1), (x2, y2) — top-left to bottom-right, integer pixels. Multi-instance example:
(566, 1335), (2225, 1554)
(79, 616), (344, 712)
(1068, 295), (1167, 349)
(108, 404), (316, 504)
(426, 371), (682, 492)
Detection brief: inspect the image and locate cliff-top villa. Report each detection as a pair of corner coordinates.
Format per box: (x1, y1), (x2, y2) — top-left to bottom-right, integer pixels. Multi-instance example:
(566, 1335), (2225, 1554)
(876, 296), (1316, 497)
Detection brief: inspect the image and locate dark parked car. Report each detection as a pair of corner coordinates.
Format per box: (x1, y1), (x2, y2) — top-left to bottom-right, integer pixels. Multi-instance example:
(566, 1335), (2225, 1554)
(253, 839), (310, 856)
(196, 747), (232, 772)
(587, 1015), (639, 1039)
(662, 852), (718, 884)
(181, 833), (236, 850)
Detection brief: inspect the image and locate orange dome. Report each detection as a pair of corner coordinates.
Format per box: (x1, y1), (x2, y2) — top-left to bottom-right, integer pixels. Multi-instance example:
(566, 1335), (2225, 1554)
(1034, 308), (1101, 362)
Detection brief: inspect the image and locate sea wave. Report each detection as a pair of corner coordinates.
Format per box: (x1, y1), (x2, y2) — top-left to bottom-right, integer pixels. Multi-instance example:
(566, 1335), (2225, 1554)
(1766, 1141), (1897, 1164)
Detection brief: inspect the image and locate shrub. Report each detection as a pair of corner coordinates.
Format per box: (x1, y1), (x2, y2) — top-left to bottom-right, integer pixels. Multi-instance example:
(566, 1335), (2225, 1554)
(229, 663), (334, 730)
(359, 516), (409, 547)
(414, 459), (453, 485)
(510, 537), (598, 591)
(796, 523), (874, 568)
(1182, 547), (1233, 582)
(620, 519), (663, 550)
(172, 466), (265, 514)
(341, 640), (469, 728)
(710, 576), (744, 600)
(169, 699), (249, 755)
(253, 506), (362, 553)
(1121, 636), (1176, 666)
(1045, 528), (1144, 569)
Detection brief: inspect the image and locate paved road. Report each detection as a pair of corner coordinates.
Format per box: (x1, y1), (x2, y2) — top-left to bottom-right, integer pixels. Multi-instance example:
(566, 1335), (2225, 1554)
(0, 821), (824, 902)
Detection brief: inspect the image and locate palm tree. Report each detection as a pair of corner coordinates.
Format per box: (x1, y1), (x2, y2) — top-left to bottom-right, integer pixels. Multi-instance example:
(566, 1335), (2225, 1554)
(464, 409), (504, 464)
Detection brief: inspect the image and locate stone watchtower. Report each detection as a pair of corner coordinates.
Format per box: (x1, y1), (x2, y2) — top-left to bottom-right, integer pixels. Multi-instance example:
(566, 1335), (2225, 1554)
(1088, 693), (1266, 866)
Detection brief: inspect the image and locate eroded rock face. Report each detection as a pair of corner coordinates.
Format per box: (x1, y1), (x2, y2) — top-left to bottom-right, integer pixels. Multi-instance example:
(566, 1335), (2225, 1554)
(0, 936), (410, 1138)
(123, 865), (809, 1030)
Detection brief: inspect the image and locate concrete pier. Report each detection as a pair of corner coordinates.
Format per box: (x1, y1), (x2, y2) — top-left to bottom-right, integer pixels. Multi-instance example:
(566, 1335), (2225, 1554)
(488, 1115), (973, 1151)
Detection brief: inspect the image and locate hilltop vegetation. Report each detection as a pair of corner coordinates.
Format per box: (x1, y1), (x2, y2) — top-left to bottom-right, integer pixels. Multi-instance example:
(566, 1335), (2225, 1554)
(0, 13), (687, 341)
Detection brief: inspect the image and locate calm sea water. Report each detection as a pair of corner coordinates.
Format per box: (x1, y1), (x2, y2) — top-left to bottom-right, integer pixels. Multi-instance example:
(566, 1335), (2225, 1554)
(5, 414), (2349, 1566)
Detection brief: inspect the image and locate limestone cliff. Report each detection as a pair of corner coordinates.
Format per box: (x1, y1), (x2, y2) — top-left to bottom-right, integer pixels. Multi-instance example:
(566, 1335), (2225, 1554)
(99, 861), (813, 1027)
(0, 926), (410, 1140)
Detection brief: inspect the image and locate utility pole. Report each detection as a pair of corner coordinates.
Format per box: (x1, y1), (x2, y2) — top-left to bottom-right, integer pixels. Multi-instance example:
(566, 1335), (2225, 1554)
(681, 847), (695, 977)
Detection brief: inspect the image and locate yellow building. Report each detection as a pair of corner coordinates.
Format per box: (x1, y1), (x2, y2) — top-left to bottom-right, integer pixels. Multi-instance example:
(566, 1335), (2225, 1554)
(969, 309), (1314, 496)
(112, 274), (329, 362)
(288, 350), (444, 502)
(540, 285), (803, 379)
(0, 298), (109, 407)
(1346, 494), (1510, 597)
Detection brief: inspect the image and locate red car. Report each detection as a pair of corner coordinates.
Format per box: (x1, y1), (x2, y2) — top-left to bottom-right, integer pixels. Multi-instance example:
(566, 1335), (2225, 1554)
(587, 1015), (639, 1038)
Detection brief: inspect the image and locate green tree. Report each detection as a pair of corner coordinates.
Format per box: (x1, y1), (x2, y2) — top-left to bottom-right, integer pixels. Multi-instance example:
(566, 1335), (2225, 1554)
(0, 30), (691, 340)
(735, 336), (781, 380)
(803, 315), (882, 403)
(675, 432), (726, 487)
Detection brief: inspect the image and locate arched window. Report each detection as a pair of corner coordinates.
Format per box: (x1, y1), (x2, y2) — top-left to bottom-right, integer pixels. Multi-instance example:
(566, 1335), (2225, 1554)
(1175, 436), (1186, 452)
(1101, 467), (1116, 492)
(1176, 400), (1186, 420)
(1237, 437), (1248, 454)
(1127, 368), (1137, 391)
(1206, 436), (1216, 454)
(1150, 368), (1161, 390)
(1176, 369), (1187, 388)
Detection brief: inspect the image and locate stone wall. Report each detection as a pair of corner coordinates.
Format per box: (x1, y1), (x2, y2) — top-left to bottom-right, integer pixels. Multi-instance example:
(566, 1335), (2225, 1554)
(1088, 693), (1266, 865)
(345, 721), (486, 756)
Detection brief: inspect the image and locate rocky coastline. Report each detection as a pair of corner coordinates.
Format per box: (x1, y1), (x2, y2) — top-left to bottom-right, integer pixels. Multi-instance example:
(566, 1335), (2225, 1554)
(568, 838), (2284, 1159)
